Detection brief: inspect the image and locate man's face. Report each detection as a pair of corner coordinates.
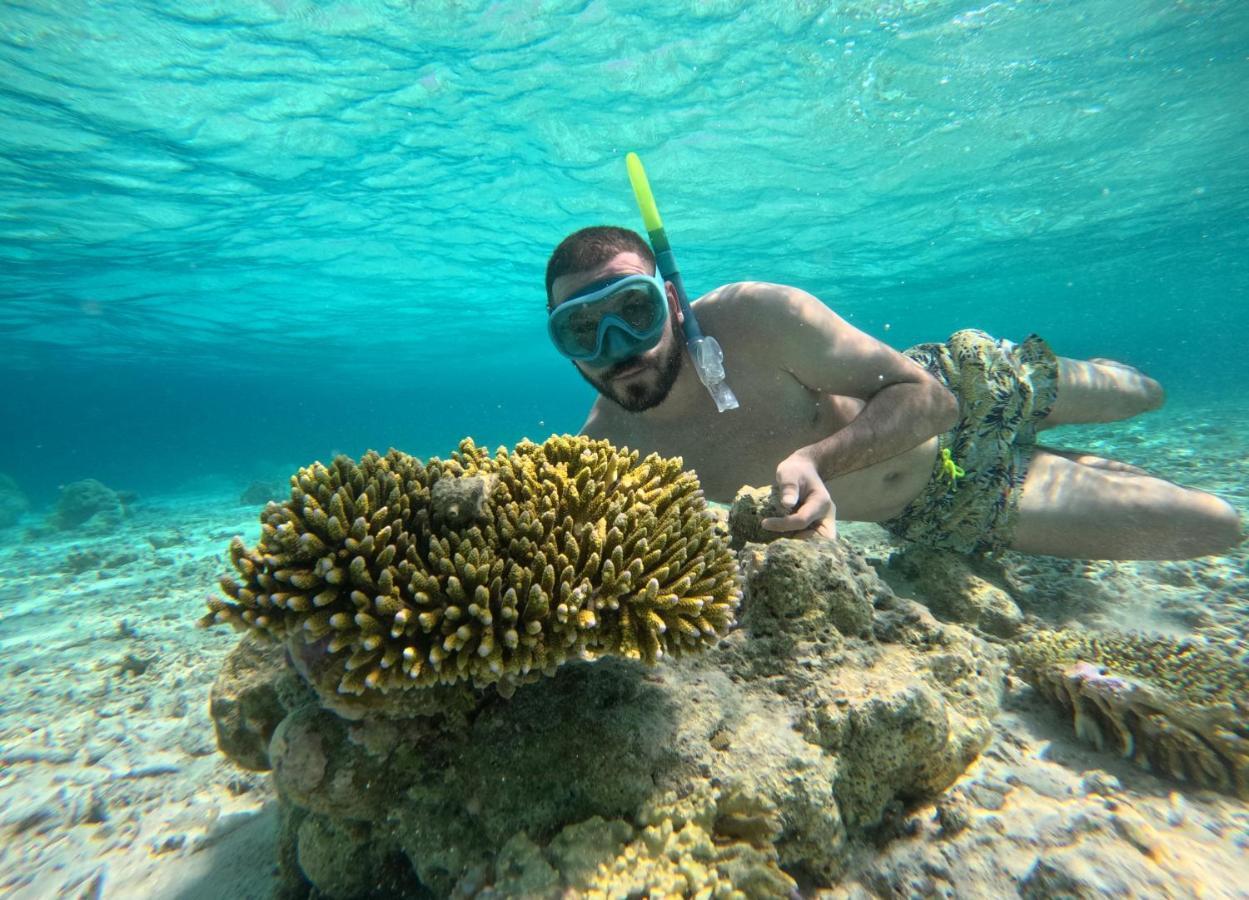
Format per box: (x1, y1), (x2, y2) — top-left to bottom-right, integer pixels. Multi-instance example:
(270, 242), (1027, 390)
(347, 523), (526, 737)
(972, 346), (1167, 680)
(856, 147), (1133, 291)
(550, 251), (684, 413)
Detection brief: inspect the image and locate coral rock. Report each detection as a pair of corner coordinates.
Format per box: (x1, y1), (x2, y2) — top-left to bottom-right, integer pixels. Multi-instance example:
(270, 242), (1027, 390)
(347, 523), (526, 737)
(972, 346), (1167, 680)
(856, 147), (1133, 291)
(583, 818), (797, 899)
(726, 485), (787, 549)
(737, 538), (880, 650)
(235, 536), (1005, 898)
(889, 547), (1024, 637)
(208, 634), (291, 771)
(47, 478), (125, 532)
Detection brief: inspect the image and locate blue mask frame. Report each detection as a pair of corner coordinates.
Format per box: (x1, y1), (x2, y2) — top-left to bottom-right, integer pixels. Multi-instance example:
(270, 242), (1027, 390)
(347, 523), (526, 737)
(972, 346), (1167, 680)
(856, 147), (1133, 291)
(547, 273), (668, 366)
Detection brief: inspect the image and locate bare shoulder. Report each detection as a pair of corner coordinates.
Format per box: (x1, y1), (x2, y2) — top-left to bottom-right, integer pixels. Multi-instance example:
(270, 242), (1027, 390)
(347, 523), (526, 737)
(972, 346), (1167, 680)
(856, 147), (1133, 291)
(696, 281), (852, 339)
(697, 281), (811, 314)
(578, 403), (607, 438)
(699, 281), (930, 398)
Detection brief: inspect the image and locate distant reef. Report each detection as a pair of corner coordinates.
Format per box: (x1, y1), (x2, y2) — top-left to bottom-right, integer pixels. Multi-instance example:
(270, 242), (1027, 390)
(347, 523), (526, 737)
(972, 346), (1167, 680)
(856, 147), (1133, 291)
(43, 478), (134, 534)
(239, 479), (282, 506)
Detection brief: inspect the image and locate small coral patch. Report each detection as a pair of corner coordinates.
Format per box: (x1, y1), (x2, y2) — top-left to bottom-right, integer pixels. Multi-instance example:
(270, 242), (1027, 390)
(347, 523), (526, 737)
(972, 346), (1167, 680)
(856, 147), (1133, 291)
(1011, 629), (1248, 798)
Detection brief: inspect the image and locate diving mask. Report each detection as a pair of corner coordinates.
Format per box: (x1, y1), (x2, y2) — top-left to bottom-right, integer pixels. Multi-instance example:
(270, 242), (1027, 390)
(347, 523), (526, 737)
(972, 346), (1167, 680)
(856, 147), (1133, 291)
(547, 272), (668, 366)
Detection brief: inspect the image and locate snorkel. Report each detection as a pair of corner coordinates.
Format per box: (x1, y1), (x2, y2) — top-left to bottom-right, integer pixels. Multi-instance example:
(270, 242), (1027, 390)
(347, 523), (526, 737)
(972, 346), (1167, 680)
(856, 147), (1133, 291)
(625, 153), (739, 413)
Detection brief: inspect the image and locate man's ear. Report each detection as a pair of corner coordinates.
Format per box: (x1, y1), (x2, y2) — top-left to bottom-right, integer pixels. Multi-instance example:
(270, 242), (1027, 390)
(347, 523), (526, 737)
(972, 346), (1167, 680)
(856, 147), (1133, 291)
(666, 281), (684, 324)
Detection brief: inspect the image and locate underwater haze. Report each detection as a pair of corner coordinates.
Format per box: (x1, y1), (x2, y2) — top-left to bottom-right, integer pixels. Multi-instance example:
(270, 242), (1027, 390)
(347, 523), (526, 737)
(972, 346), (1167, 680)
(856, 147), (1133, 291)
(1, 0), (1246, 501)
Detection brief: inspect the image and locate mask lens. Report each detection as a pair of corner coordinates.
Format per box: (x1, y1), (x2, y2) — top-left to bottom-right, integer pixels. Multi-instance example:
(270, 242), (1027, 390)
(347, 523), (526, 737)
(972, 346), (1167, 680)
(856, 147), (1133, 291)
(554, 308), (601, 353)
(613, 287), (661, 331)
(549, 275), (665, 360)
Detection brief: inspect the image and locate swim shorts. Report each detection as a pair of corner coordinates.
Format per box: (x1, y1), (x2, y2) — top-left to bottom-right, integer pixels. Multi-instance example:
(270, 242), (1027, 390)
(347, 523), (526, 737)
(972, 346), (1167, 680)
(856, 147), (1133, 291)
(880, 329), (1059, 555)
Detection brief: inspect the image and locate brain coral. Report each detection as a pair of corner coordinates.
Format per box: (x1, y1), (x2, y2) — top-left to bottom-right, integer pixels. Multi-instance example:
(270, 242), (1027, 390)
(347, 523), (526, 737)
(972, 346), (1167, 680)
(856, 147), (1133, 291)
(1011, 629), (1248, 798)
(202, 436), (741, 697)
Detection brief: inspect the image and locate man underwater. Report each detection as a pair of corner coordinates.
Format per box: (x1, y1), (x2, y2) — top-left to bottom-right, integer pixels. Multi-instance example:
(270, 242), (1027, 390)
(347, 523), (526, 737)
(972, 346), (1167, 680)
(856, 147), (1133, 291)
(545, 225), (1242, 560)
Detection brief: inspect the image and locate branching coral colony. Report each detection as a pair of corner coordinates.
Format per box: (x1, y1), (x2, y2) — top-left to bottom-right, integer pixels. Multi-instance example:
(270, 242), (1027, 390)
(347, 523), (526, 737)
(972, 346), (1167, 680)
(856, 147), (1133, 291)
(202, 436), (741, 698)
(1011, 629), (1248, 798)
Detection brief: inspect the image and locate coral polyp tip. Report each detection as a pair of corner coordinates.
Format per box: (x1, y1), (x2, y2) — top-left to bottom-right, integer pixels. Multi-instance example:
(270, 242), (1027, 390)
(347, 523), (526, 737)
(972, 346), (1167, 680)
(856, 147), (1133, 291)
(203, 436), (741, 697)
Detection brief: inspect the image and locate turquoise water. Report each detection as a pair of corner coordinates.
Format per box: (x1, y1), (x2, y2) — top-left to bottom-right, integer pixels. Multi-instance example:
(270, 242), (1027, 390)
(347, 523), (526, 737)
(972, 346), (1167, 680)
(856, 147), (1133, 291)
(1, 0), (1246, 501)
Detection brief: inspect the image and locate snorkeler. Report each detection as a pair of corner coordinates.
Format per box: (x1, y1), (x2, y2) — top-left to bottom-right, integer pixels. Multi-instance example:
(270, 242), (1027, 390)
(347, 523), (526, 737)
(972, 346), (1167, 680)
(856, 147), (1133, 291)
(542, 163), (1242, 560)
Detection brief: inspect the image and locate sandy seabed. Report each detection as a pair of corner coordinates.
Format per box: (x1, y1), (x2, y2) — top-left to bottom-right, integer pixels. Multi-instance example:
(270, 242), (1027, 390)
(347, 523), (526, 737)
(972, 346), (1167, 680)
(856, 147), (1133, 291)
(1, 401), (1246, 898)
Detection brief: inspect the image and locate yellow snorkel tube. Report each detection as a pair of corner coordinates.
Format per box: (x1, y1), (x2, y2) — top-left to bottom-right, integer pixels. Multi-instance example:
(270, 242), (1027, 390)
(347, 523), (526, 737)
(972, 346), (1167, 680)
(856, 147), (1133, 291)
(626, 152), (739, 413)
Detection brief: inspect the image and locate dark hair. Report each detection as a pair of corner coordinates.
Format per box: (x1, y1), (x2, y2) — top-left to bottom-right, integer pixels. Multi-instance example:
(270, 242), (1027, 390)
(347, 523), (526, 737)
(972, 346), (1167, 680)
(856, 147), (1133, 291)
(545, 226), (655, 306)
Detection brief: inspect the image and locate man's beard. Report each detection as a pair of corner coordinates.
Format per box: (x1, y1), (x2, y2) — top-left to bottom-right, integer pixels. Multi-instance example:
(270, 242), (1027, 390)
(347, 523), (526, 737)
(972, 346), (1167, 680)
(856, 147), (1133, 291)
(578, 340), (684, 413)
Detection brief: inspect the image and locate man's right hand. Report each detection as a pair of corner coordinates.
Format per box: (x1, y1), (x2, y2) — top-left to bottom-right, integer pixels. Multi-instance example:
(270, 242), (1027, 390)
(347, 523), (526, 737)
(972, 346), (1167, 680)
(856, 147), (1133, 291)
(761, 452), (838, 540)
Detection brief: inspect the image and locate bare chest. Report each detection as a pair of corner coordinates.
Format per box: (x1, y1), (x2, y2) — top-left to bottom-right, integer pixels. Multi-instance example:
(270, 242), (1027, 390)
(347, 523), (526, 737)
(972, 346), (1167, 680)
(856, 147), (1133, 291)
(624, 372), (858, 499)
(594, 370), (938, 521)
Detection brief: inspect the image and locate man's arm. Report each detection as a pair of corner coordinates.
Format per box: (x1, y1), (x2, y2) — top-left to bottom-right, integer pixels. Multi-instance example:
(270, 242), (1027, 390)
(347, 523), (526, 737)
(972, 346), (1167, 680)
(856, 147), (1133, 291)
(732, 282), (957, 477)
(711, 282), (956, 534)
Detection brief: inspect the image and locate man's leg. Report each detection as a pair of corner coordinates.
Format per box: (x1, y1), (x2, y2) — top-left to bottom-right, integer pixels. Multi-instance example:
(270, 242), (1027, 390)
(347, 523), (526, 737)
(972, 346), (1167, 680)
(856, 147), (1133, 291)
(1038, 357), (1164, 429)
(1010, 449), (1243, 559)
(1036, 447), (1151, 476)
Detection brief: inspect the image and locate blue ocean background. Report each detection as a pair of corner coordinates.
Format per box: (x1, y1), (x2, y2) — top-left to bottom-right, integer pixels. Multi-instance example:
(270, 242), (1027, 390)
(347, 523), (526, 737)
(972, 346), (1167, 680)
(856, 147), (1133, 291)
(2, 0), (1246, 507)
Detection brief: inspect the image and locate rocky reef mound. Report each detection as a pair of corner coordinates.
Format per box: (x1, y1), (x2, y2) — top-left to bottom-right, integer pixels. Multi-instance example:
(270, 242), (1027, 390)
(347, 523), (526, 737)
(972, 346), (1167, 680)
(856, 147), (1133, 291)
(45, 478), (129, 533)
(890, 545), (1248, 801)
(211, 525), (1005, 896)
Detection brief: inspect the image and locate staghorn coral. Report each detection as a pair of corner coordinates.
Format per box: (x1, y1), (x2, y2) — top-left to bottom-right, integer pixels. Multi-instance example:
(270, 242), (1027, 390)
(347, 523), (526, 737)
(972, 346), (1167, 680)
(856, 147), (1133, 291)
(1011, 629), (1248, 798)
(202, 436), (740, 697)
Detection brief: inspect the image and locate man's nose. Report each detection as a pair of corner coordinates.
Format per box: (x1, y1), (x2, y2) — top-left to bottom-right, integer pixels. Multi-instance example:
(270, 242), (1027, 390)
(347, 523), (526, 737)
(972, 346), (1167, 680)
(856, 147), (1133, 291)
(600, 327), (634, 362)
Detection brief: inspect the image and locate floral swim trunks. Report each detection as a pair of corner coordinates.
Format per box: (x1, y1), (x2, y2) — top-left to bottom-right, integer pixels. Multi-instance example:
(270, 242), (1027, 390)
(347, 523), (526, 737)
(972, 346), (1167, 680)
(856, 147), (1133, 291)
(880, 329), (1059, 555)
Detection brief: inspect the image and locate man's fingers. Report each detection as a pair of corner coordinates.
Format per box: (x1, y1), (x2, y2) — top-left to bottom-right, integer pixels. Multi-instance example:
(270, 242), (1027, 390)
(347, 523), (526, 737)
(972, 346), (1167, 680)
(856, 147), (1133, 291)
(792, 490), (831, 523)
(762, 493), (829, 533)
(762, 513), (838, 541)
(761, 513), (809, 533)
(814, 516), (838, 541)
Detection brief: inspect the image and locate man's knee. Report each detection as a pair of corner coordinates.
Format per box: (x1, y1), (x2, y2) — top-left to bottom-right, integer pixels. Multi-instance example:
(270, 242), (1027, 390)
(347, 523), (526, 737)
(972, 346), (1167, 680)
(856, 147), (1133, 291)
(1178, 494), (1243, 557)
(1138, 375), (1164, 412)
(1206, 498), (1245, 552)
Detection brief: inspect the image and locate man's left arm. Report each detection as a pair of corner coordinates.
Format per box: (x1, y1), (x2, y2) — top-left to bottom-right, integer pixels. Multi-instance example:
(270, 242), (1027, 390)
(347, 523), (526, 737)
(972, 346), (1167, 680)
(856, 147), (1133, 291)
(739, 283), (957, 532)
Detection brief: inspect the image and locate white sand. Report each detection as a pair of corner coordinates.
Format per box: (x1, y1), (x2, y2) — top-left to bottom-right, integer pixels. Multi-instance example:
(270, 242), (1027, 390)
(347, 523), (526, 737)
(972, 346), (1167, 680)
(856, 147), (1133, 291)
(0, 495), (277, 899)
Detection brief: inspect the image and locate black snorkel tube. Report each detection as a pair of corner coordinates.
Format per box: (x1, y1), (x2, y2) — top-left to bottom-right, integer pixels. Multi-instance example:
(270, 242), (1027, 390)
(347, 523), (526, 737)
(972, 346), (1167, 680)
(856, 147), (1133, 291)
(625, 152), (739, 412)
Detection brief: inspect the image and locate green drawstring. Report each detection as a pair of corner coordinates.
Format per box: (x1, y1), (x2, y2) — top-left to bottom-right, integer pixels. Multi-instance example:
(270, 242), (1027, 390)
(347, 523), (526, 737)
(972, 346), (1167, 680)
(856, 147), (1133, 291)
(939, 447), (965, 489)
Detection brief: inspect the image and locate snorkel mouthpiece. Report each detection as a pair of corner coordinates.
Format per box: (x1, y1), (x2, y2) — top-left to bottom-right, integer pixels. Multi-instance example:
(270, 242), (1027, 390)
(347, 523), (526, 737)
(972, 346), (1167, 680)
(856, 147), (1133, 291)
(625, 153), (739, 413)
(687, 335), (736, 411)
